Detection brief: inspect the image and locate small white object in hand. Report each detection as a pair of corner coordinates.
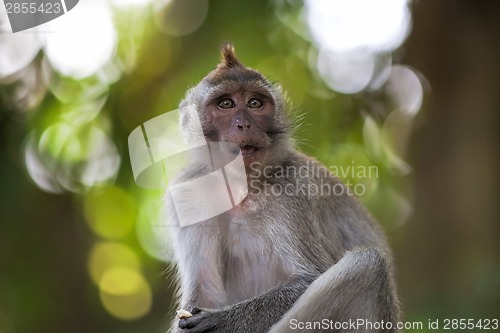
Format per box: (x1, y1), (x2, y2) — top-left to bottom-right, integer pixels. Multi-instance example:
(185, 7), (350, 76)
(176, 309), (193, 319)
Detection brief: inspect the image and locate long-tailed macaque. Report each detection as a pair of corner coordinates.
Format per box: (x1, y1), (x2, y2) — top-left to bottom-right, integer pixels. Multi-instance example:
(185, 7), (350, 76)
(166, 44), (401, 333)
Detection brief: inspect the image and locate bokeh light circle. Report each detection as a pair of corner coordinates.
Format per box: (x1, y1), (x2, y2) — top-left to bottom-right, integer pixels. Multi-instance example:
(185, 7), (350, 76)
(385, 65), (423, 117)
(0, 31), (41, 80)
(304, 0), (411, 53)
(154, 0), (208, 37)
(317, 48), (375, 94)
(99, 268), (152, 320)
(43, 0), (117, 79)
(84, 186), (137, 239)
(88, 242), (141, 284)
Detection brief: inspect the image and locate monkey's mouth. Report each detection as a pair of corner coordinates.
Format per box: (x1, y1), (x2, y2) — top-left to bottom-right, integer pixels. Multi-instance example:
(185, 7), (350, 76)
(239, 145), (260, 157)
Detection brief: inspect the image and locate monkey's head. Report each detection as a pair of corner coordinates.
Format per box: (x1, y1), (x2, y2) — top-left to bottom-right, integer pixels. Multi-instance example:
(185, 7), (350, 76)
(180, 44), (293, 168)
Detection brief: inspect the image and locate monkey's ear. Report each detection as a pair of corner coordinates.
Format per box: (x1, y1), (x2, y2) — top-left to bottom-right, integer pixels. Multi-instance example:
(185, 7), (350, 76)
(219, 43), (243, 68)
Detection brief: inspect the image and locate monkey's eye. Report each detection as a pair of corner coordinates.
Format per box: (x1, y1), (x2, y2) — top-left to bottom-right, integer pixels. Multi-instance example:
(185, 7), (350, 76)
(247, 98), (263, 109)
(218, 98), (235, 109)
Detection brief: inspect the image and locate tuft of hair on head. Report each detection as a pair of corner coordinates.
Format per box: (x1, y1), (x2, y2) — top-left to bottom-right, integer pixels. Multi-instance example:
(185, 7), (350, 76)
(219, 43), (243, 69)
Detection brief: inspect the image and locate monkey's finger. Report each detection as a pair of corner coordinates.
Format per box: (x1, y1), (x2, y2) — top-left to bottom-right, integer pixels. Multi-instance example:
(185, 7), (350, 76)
(178, 318), (191, 329)
(189, 306), (202, 315)
(179, 316), (202, 330)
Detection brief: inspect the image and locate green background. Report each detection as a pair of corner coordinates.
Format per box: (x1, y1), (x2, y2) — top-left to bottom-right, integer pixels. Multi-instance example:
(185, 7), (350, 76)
(1, 1), (499, 332)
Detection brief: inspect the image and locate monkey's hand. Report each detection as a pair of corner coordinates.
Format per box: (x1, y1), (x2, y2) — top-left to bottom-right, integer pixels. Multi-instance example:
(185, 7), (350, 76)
(178, 306), (228, 333)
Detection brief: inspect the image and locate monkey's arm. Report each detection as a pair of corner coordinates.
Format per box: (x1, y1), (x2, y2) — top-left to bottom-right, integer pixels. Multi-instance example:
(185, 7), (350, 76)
(178, 248), (400, 333)
(269, 248), (401, 333)
(177, 273), (316, 333)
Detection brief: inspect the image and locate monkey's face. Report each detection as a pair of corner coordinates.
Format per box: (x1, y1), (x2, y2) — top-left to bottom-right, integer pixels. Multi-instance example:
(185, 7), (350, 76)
(180, 45), (291, 168)
(202, 80), (280, 166)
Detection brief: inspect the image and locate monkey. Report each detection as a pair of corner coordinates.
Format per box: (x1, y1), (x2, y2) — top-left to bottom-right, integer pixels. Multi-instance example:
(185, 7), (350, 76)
(165, 44), (401, 333)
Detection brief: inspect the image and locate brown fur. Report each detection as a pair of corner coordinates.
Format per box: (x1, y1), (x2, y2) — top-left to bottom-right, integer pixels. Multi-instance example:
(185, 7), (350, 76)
(219, 43), (243, 69)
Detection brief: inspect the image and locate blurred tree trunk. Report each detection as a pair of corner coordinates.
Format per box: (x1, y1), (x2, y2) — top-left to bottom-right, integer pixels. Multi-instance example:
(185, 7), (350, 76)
(400, 0), (500, 317)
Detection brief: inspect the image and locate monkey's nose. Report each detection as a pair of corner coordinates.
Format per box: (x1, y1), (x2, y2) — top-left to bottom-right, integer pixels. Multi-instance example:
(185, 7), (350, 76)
(237, 123), (251, 130)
